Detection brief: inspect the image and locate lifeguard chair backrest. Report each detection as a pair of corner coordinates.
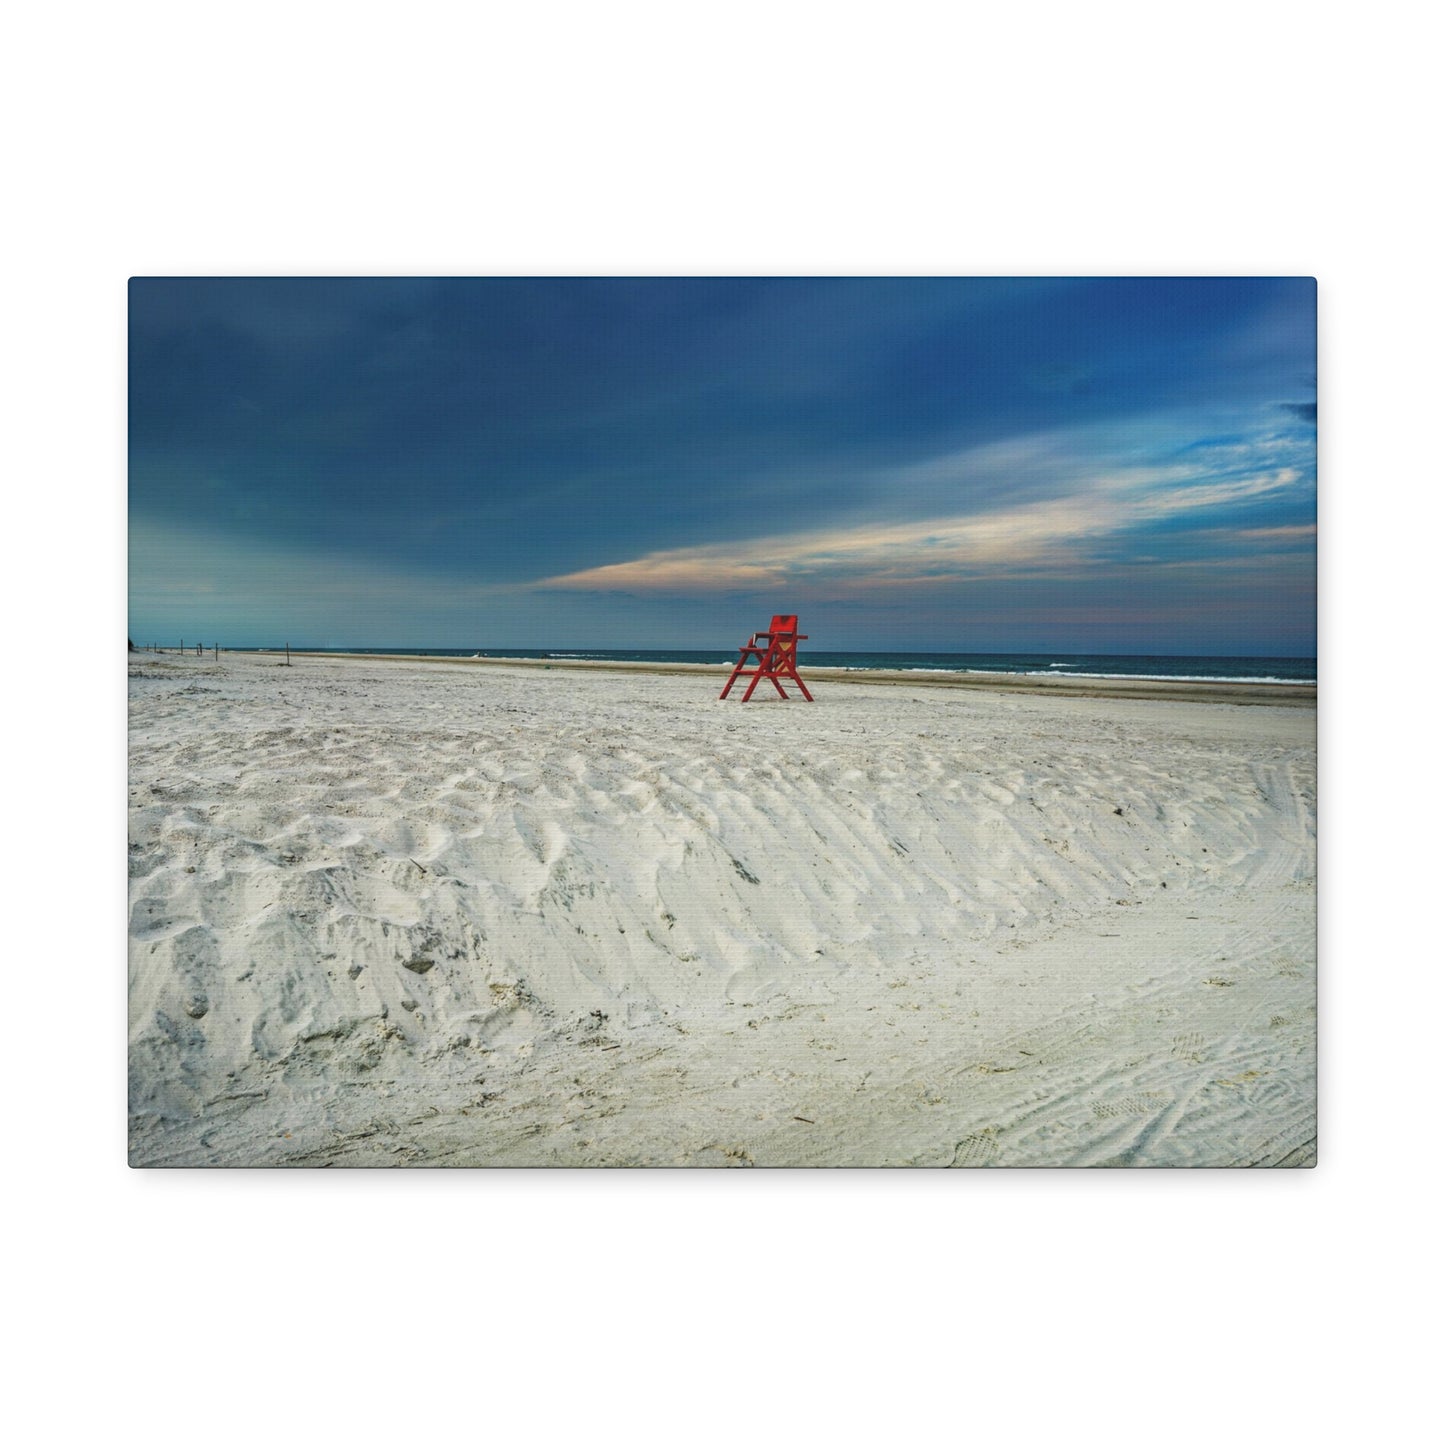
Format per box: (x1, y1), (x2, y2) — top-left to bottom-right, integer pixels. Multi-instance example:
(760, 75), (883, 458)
(768, 615), (799, 655)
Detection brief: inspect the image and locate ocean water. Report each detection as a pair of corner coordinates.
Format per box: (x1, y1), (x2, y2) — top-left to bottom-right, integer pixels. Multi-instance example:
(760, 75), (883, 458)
(230, 647), (1316, 684)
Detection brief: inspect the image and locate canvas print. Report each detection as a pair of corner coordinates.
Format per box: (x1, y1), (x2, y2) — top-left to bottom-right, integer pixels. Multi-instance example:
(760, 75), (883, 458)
(127, 277), (1317, 1167)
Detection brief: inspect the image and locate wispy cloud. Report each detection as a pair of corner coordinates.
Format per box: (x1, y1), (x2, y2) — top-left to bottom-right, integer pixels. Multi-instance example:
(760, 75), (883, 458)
(1231, 524), (1317, 542)
(537, 429), (1312, 598)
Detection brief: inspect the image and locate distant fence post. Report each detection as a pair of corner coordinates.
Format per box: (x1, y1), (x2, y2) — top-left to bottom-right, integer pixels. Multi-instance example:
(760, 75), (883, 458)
(285, 641), (291, 666)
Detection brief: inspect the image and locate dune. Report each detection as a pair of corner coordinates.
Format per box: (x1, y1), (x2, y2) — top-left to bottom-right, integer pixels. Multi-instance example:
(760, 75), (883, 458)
(127, 651), (1316, 1166)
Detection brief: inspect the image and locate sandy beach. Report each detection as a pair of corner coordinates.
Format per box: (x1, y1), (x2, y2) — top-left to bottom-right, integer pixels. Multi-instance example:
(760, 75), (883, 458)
(128, 650), (1316, 1167)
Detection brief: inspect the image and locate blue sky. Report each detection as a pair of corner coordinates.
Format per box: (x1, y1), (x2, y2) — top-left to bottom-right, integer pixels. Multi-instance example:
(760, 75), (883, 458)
(129, 277), (1316, 653)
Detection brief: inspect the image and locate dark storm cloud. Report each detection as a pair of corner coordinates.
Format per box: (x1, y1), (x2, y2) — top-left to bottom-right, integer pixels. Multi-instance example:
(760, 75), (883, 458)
(129, 276), (1317, 651)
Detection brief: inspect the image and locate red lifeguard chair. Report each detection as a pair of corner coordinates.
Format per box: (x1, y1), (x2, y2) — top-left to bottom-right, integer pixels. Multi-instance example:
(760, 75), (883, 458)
(719, 615), (814, 701)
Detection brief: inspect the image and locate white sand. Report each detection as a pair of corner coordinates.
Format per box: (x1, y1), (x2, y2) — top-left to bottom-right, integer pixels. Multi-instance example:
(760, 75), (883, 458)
(128, 651), (1316, 1167)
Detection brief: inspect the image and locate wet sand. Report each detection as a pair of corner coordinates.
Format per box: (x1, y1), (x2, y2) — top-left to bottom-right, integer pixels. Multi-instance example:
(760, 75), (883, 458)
(277, 650), (1316, 707)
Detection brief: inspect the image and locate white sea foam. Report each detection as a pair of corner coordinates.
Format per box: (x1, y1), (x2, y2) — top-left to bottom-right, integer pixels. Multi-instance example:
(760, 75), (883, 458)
(1023, 671), (1314, 684)
(839, 665), (1315, 684)
(832, 665), (1314, 684)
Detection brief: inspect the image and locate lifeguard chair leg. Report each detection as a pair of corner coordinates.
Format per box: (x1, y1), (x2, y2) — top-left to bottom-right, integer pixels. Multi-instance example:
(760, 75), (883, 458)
(741, 666), (789, 701)
(741, 638), (790, 700)
(719, 640), (766, 698)
(769, 639), (809, 701)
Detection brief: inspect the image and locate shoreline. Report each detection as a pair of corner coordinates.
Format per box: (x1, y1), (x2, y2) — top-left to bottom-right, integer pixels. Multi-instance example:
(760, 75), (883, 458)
(191, 649), (1317, 707)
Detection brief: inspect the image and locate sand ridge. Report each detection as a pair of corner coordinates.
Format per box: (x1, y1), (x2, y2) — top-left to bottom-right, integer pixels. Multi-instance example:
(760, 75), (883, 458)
(128, 651), (1316, 1166)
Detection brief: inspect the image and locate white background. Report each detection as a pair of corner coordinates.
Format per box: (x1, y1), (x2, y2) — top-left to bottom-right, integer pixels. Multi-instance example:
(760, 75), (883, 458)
(5, 2), (1437, 1440)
